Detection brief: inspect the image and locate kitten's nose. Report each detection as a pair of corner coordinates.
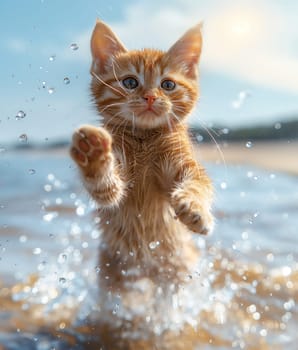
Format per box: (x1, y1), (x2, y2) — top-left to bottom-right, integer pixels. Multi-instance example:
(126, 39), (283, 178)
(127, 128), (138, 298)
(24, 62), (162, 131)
(143, 94), (156, 108)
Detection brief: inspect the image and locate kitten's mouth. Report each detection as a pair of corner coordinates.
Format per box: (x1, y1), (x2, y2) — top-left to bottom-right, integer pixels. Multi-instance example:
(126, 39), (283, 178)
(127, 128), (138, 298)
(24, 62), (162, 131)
(137, 108), (159, 117)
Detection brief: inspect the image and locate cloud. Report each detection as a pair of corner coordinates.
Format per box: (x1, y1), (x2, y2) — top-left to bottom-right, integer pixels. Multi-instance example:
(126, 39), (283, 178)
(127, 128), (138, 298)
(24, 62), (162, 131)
(59, 0), (298, 95)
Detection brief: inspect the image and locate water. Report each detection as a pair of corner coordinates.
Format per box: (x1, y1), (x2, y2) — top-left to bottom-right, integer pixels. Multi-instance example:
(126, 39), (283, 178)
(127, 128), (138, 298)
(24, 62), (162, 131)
(70, 43), (79, 51)
(0, 149), (297, 349)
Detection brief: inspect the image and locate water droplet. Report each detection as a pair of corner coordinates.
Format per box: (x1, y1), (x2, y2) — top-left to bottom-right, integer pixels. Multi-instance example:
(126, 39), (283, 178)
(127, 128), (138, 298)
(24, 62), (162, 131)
(58, 253), (67, 263)
(149, 241), (160, 250)
(282, 266), (292, 277)
(220, 182), (227, 190)
(33, 247), (42, 255)
(95, 266), (101, 273)
(247, 304), (256, 313)
(43, 212), (58, 222)
(59, 322), (66, 329)
(274, 122), (282, 130)
(231, 90), (251, 109)
(48, 87), (55, 94)
(129, 251), (134, 256)
(252, 312), (261, 320)
(42, 81), (46, 88)
(63, 77), (70, 85)
(260, 329), (267, 337)
(195, 134), (204, 143)
(49, 55), (56, 62)
(55, 197), (63, 205)
(59, 277), (66, 285)
(76, 205), (85, 216)
(47, 173), (55, 181)
(19, 235), (27, 243)
(15, 110), (26, 120)
(44, 184), (52, 192)
(241, 231), (248, 240)
(112, 303), (119, 315)
(18, 134), (28, 143)
(28, 169), (36, 175)
(245, 141), (253, 148)
(221, 128), (229, 135)
(70, 43), (79, 51)
(284, 299), (295, 311)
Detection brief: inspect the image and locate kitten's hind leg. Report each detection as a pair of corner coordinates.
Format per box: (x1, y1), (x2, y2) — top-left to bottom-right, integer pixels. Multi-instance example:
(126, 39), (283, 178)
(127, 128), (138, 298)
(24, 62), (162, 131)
(71, 125), (125, 207)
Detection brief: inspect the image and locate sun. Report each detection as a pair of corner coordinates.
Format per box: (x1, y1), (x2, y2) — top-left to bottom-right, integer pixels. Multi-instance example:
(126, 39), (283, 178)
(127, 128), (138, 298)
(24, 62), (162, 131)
(231, 19), (253, 37)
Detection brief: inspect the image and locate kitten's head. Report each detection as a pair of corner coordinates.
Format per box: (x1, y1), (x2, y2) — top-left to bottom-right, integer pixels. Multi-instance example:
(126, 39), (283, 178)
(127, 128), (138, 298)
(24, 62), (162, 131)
(90, 20), (202, 130)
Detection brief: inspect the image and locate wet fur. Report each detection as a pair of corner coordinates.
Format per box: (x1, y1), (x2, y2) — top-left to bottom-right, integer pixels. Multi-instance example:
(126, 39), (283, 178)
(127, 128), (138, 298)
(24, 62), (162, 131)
(70, 20), (214, 347)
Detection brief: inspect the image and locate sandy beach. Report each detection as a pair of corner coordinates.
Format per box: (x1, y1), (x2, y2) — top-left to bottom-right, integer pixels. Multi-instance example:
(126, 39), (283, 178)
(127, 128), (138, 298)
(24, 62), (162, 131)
(196, 140), (298, 176)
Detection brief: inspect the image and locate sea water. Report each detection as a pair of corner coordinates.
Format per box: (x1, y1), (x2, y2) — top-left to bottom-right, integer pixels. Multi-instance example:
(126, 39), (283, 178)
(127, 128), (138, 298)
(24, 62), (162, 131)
(0, 149), (297, 349)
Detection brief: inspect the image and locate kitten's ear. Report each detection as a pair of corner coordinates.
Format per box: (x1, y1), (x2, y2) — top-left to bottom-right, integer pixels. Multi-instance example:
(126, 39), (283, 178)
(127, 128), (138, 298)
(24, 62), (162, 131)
(166, 23), (203, 79)
(90, 20), (127, 74)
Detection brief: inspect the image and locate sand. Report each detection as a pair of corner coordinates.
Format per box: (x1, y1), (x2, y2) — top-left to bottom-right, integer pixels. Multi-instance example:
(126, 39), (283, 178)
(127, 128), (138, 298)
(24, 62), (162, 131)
(195, 140), (298, 176)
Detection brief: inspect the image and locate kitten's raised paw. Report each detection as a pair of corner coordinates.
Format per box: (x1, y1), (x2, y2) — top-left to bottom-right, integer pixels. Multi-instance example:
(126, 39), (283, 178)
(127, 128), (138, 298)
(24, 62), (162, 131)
(70, 125), (112, 177)
(171, 191), (214, 235)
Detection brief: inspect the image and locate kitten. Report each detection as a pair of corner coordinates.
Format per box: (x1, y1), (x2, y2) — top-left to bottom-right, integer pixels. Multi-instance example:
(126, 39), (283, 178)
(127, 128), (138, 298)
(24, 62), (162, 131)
(70, 20), (214, 335)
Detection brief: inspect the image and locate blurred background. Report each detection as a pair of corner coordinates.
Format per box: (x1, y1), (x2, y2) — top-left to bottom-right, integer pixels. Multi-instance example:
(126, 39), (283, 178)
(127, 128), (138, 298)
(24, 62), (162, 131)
(0, 1), (297, 349)
(0, 0), (297, 145)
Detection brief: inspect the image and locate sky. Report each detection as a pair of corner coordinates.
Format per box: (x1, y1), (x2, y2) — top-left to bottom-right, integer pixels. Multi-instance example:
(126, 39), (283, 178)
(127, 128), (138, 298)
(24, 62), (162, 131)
(0, 0), (298, 144)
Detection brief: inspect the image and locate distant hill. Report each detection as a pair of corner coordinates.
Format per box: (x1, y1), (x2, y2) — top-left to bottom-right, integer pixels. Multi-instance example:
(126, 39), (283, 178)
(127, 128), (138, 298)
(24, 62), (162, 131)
(190, 119), (298, 143)
(4, 118), (298, 152)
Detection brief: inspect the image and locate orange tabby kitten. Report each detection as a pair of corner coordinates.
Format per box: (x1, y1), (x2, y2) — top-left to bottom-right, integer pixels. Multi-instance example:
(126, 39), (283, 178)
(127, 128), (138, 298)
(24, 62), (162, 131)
(70, 20), (213, 338)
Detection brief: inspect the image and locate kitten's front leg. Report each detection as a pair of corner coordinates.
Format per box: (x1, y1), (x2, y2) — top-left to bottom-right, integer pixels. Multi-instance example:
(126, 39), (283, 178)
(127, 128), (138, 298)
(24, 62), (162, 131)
(70, 125), (124, 207)
(170, 172), (214, 235)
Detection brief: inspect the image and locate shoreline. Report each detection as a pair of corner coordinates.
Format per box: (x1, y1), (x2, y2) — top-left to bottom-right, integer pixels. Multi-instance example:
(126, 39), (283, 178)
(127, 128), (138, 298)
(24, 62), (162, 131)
(5, 140), (298, 176)
(196, 140), (298, 176)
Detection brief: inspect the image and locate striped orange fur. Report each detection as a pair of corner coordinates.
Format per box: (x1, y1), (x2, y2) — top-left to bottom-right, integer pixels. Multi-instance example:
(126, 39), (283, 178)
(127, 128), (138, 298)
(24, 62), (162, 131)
(70, 20), (214, 342)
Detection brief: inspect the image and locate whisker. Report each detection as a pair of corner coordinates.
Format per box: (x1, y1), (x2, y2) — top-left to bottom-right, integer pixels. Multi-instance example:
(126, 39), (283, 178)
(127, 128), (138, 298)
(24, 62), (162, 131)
(199, 119), (220, 137)
(166, 115), (173, 133)
(99, 101), (126, 114)
(91, 71), (126, 97)
(197, 120), (227, 175)
(111, 59), (126, 93)
(104, 110), (126, 132)
(169, 111), (184, 126)
(132, 112), (136, 136)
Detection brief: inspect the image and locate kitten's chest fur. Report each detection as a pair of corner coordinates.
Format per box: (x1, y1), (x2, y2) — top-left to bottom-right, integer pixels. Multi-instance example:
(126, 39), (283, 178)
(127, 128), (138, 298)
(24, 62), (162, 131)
(99, 125), (197, 270)
(113, 128), (170, 205)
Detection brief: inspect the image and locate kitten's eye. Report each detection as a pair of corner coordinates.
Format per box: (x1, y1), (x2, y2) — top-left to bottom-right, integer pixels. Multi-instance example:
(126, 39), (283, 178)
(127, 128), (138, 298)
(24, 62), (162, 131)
(122, 77), (139, 90)
(161, 79), (176, 91)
